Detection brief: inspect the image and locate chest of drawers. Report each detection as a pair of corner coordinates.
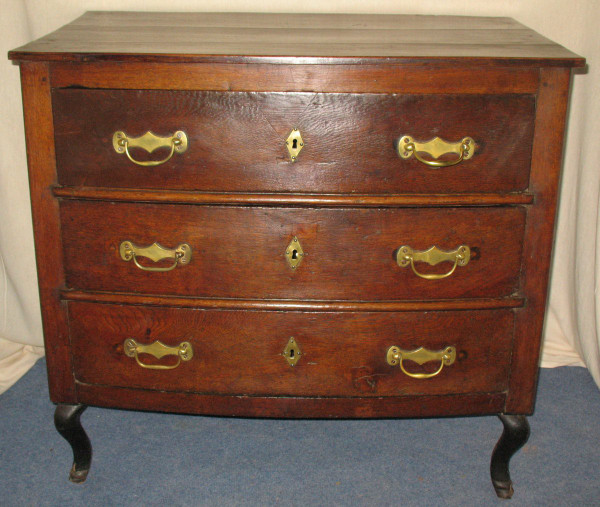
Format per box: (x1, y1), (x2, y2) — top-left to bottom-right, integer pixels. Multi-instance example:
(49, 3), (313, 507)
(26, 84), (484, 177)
(9, 12), (584, 498)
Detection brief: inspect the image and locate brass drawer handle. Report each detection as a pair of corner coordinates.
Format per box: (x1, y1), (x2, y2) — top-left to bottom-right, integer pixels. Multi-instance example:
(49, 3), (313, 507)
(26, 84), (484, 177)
(112, 130), (188, 167)
(396, 245), (470, 280)
(119, 241), (192, 272)
(386, 346), (456, 379)
(124, 339), (193, 370)
(398, 136), (475, 167)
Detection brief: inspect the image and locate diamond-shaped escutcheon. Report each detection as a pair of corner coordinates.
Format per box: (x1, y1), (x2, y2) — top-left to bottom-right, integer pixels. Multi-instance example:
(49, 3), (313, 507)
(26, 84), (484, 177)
(285, 236), (304, 269)
(285, 128), (304, 162)
(282, 337), (302, 366)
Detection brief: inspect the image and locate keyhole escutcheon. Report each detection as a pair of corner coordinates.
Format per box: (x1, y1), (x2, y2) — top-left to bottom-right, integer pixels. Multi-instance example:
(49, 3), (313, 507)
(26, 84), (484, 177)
(285, 236), (304, 269)
(285, 128), (305, 162)
(283, 337), (302, 366)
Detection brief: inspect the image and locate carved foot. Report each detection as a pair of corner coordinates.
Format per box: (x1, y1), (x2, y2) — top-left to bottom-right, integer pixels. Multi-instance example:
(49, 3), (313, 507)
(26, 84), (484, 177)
(490, 414), (530, 499)
(54, 404), (92, 483)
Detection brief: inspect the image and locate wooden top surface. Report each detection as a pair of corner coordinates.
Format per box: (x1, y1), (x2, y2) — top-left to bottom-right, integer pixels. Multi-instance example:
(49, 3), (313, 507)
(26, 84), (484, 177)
(9, 11), (584, 66)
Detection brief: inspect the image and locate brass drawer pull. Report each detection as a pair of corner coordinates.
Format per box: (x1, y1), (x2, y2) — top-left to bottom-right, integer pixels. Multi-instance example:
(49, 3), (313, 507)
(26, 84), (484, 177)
(124, 339), (193, 370)
(396, 245), (470, 280)
(112, 130), (188, 167)
(119, 241), (192, 272)
(386, 346), (456, 379)
(398, 136), (475, 167)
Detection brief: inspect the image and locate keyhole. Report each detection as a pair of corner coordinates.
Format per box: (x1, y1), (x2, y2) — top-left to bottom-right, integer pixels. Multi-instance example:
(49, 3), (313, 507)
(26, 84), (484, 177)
(291, 249), (298, 259)
(292, 138), (298, 150)
(289, 348), (295, 358)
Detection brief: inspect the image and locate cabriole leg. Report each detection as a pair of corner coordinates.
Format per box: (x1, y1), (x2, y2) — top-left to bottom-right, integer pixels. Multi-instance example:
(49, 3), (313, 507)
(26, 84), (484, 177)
(490, 414), (530, 499)
(54, 404), (92, 483)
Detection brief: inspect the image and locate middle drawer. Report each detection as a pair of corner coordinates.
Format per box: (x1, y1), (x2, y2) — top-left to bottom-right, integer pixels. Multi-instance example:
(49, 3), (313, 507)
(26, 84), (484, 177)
(60, 201), (525, 300)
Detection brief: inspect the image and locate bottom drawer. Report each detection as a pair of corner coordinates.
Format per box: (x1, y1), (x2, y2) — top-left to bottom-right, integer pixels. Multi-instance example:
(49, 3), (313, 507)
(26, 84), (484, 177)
(68, 302), (513, 397)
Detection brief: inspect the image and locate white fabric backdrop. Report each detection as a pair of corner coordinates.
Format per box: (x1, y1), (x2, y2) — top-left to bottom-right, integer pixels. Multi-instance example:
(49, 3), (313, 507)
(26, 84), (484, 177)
(1, 0), (598, 393)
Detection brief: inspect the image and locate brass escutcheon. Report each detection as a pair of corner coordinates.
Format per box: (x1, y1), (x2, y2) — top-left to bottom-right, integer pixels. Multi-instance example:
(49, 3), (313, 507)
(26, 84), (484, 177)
(285, 236), (304, 269)
(282, 337), (302, 366)
(285, 128), (304, 162)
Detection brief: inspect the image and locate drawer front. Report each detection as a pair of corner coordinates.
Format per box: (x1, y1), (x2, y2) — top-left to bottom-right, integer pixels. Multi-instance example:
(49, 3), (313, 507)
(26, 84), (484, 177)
(60, 202), (525, 300)
(69, 302), (513, 397)
(53, 90), (534, 193)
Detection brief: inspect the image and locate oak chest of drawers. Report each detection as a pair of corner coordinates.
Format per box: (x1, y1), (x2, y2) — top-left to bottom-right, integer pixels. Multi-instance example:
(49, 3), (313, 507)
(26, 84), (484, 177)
(9, 11), (584, 498)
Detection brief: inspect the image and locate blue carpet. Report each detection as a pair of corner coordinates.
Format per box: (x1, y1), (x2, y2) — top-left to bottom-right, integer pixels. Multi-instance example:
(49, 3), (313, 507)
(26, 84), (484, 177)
(1, 360), (599, 506)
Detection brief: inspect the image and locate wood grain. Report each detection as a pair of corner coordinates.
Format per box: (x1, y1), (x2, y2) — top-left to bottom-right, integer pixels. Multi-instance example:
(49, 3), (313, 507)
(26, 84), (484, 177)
(76, 383), (506, 418)
(50, 62), (541, 94)
(19, 62), (75, 402)
(506, 68), (573, 414)
(68, 302), (513, 397)
(10, 12), (582, 429)
(61, 290), (525, 312)
(52, 186), (535, 207)
(8, 12), (584, 66)
(53, 90), (535, 194)
(59, 202), (526, 301)
(64, 12), (528, 30)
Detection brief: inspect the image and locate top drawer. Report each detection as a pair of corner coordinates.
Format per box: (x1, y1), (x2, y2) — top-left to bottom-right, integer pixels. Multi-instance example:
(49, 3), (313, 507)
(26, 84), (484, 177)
(52, 90), (535, 194)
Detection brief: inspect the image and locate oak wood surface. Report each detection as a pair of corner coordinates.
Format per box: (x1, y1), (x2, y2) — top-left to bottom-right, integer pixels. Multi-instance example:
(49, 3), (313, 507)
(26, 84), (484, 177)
(69, 302), (513, 397)
(506, 68), (572, 414)
(76, 383), (506, 418)
(9, 11), (584, 488)
(9, 12), (584, 67)
(59, 202), (526, 301)
(11, 12), (582, 424)
(53, 90), (535, 194)
(53, 186), (535, 207)
(50, 62), (540, 94)
(19, 62), (75, 402)
(61, 290), (525, 312)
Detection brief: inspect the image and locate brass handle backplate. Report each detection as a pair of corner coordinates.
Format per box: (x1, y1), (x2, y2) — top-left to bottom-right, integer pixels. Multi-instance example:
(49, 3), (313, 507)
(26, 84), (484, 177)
(119, 241), (192, 272)
(386, 346), (456, 379)
(113, 130), (188, 166)
(398, 136), (475, 167)
(124, 338), (194, 370)
(396, 245), (470, 280)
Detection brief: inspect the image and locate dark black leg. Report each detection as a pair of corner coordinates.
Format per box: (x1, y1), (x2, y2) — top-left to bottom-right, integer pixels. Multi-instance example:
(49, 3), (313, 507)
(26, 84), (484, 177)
(54, 404), (92, 483)
(490, 414), (530, 499)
